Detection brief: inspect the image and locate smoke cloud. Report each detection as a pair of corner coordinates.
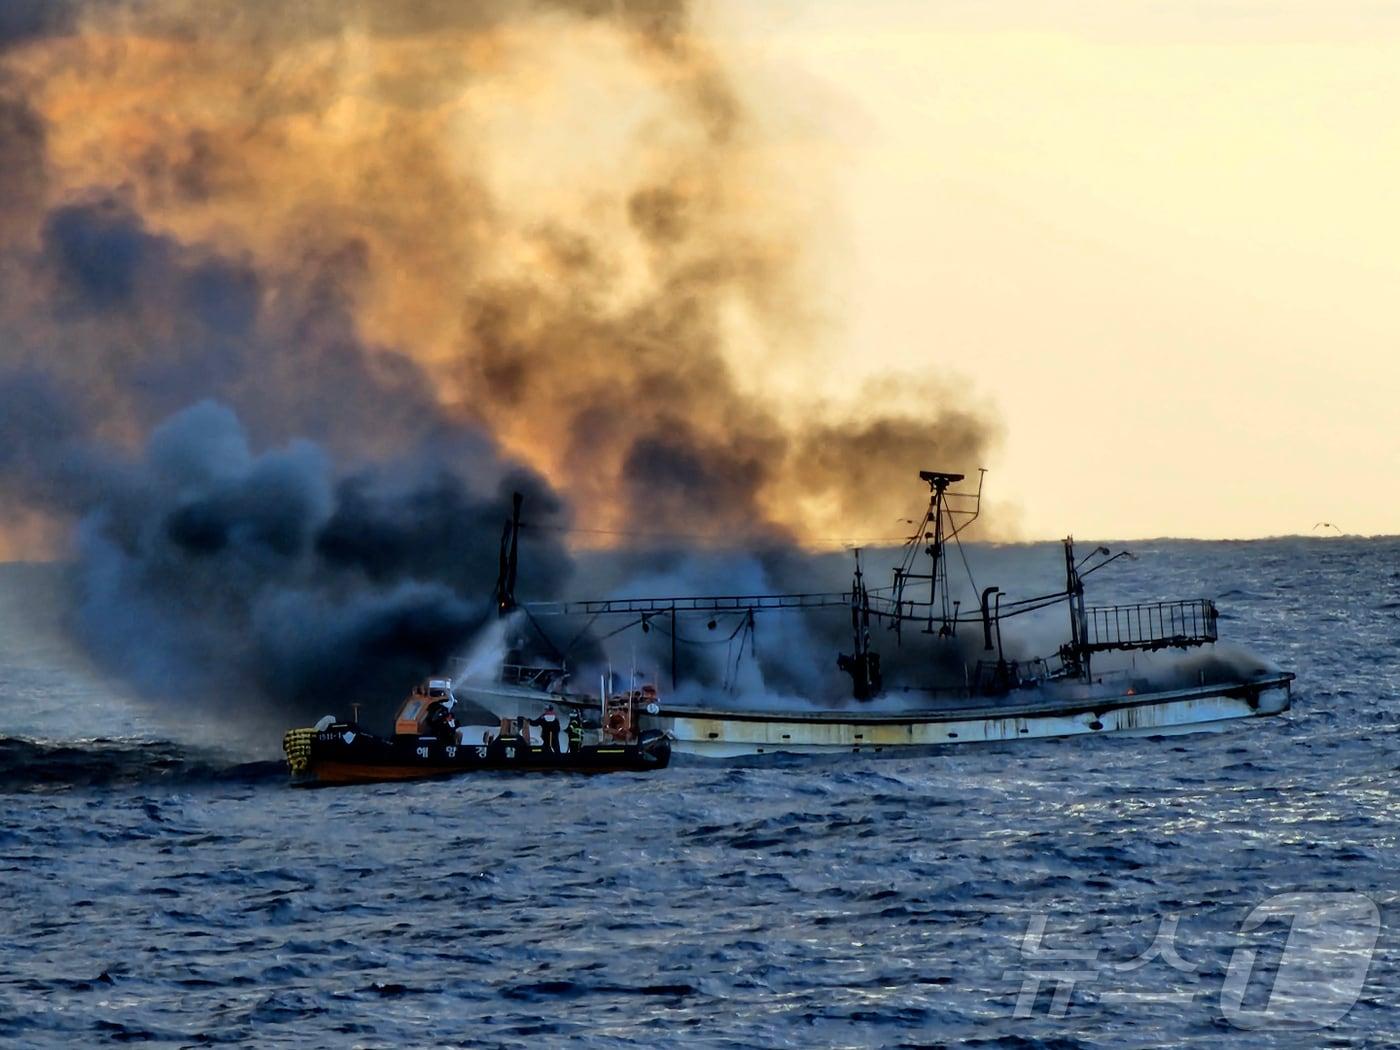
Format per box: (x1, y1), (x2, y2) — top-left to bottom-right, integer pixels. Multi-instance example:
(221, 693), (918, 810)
(0, 0), (998, 727)
(13, 394), (572, 731)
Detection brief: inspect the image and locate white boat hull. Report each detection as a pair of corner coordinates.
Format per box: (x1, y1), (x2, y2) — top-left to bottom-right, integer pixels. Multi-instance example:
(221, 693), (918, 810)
(645, 674), (1294, 758)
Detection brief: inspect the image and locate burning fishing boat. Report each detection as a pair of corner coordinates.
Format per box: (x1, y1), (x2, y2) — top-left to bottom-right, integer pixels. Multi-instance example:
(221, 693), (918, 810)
(455, 471), (1295, 758)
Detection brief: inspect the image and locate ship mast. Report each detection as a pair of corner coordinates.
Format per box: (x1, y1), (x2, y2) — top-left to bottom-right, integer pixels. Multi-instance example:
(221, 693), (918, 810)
(891, 469), (983, 639)
(923, 470), (958, 635)
(839, 549), (881, 700)
(1062, 538), (1090, 681)
(493, 491), (523, 616)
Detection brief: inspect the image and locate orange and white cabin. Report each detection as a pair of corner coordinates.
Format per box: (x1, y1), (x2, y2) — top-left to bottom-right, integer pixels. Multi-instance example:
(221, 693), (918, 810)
(394, 678), (455, 736)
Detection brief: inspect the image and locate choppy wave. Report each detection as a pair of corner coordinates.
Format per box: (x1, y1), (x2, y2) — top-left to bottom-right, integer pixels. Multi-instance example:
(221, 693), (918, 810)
(0, 736), (282, 792)
(0, 539), (1397, 1046)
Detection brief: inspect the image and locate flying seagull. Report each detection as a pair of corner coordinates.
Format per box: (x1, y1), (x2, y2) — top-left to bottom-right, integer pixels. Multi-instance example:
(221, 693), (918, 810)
(1313, 522), (1342, 535)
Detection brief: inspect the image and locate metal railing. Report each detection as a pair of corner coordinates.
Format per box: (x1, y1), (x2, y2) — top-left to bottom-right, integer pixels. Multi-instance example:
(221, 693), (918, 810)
(1081, 599), (1217, 653)
(970, 655), (1067, 694)
(448, 661), (568, 690)
(525, 592), (853, 617)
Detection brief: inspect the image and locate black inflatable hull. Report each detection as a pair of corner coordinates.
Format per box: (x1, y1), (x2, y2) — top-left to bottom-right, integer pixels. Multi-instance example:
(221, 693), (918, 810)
(283, 726), (671, 786)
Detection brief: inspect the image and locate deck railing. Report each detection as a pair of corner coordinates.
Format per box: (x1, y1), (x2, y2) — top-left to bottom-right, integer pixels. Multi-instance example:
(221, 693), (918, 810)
(1081, 598), (1217, 653)
(969, 655), (1066, 694)
(526, 592), (853, 617)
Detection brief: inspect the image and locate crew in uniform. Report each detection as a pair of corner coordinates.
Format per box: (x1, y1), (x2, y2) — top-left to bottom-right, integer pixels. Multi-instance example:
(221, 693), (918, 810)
(566, 713), (584, 753)
(425, 697), (458, 744)
(531, 705), (562, 755)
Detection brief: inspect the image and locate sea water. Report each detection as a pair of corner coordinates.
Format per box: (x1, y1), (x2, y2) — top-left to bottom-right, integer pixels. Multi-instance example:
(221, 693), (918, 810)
(1, 540), (1397, 1047)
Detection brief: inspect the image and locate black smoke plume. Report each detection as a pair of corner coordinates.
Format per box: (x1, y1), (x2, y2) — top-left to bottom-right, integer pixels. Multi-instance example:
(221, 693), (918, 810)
(0, 0), (998, 732)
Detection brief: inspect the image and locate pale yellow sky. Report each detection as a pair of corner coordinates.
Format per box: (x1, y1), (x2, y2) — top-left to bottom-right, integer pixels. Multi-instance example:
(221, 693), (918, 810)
(715, 1), (1400, 539)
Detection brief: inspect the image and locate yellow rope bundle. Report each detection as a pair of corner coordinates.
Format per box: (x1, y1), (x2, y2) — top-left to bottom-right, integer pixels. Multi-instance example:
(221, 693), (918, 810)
(282, 727), (315, 774)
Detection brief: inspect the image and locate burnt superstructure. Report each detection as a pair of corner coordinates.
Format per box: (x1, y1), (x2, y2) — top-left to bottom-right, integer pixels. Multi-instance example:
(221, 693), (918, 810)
(449, 471), (1292, 757)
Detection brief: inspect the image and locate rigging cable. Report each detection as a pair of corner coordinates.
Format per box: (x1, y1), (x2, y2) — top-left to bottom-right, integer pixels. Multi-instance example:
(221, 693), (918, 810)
(952, 525), (980, 608)
(532, 523), (913, 548)
(560, 611), (602, 660)
(645, 613), (749, 647)
(519, 605), (564, 662)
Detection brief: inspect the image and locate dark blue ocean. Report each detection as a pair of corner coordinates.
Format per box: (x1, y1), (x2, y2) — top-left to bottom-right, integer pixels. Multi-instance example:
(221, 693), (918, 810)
(2, 539), (1397, 1047)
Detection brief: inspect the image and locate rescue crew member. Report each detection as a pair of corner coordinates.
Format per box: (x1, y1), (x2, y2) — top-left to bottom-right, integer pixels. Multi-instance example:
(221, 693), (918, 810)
(485, 729), (508, 760)
(425, 697), (458, 744)
(531, 705), (562, 755)
(566, 713), (584, 753)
